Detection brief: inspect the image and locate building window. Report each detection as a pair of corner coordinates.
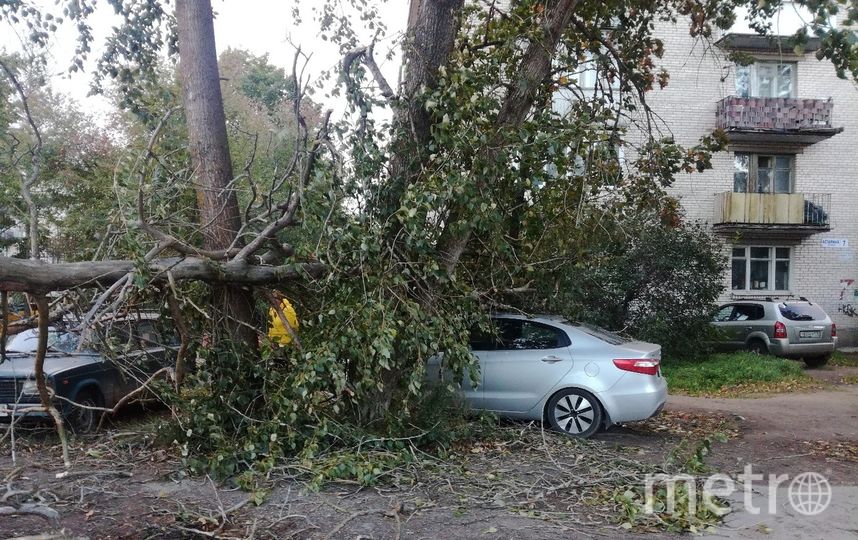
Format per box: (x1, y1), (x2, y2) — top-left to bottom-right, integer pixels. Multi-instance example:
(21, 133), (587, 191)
(735, 62), (796, 98)
(552, 50), (622, 117)
(731, 246), (791, 291)
(733, 153), (794, 194)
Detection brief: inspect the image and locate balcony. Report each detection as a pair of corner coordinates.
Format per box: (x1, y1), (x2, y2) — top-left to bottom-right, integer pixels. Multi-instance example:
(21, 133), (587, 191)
(716, 96), (843, 145)
(713, 192), (831, 237)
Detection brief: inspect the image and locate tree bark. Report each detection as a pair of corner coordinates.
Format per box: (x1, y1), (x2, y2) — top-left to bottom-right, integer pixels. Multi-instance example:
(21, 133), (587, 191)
(175, 0), (257, 347)
(1, 290), (7, 363)
(33, 294), (70, 468)
(378, 0), (464, 216)
(0, 255), (325, 294)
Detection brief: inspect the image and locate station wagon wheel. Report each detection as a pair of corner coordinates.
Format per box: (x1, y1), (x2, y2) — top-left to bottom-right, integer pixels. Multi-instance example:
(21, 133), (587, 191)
(746, 339), (768, 355)
(546, 388), (603, 438)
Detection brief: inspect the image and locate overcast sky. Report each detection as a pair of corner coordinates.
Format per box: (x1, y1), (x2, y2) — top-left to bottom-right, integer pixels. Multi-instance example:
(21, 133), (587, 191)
(0, 0), (826, 125)
(1, 0), (409, 123)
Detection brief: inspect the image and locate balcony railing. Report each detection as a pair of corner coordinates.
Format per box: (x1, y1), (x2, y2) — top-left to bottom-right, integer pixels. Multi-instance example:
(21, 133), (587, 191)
(713, 192), (831, 229)
(717, 96), (834, 130)
(715, 97), (842, 144)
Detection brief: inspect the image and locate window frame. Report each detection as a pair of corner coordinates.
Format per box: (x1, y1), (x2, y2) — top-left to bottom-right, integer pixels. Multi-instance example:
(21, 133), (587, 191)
(730, 246), (791, 292)
(735, 61), (797, 98)
(714, 305), (736, 322)
(731, 303), (766, 321)
(476, 318), (572, 351)
(733, 153), (795, 194)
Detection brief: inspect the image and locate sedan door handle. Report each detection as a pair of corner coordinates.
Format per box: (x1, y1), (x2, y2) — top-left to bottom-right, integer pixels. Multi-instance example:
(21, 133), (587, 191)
(541, 355), (564, 364)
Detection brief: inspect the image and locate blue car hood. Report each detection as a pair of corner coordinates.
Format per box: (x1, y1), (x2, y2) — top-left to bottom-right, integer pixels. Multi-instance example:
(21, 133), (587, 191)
(0, 353), (101, 378)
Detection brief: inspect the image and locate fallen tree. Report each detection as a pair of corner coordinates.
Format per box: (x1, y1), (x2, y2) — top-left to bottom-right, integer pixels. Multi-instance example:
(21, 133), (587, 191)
(0, 256), (326, 293)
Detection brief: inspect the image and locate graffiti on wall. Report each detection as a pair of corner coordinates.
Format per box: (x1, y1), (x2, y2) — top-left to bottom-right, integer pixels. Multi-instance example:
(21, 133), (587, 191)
(838, 279), (857, 317)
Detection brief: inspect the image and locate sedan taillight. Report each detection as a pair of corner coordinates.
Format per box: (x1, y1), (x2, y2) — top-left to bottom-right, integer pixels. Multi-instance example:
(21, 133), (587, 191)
(832, 323), (837, 338)
(613, 358), (660, 376)
(774, 321), (788, 339)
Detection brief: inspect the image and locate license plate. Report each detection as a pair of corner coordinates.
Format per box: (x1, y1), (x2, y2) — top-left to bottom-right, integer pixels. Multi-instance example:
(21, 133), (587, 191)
(800, 330), (821, 339)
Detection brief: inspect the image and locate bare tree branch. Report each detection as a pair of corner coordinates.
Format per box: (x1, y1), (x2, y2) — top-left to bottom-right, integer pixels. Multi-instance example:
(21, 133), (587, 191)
(167, 291), (190, 386)
(32, 294), (70, 468)
(1, 291), (7, 363)
(343, 43), (396, 100)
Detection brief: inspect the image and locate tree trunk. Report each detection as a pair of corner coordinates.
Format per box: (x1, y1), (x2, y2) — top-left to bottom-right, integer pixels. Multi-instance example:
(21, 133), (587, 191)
(0, 255), (325, 293)
(378, 0), (464, 216)
(175, 0), (257, 347)
(436, 0), (580, 273)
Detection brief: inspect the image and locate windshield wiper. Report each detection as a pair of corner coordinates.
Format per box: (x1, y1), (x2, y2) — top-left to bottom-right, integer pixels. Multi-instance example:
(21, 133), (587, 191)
(1, 347), (67, 354)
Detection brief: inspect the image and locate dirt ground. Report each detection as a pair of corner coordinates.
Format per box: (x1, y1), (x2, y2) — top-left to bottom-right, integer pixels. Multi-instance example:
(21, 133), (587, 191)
(1, 366), (856, 540)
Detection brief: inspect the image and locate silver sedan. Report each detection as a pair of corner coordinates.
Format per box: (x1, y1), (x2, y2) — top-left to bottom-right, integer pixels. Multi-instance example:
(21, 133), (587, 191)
(427, 314), (667, 437)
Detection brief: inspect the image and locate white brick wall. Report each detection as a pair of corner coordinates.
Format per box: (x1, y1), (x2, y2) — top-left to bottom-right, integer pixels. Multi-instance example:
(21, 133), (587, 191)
(645, 19), (858, 345)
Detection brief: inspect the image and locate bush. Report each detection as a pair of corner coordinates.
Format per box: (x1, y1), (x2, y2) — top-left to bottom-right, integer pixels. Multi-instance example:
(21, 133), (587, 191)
(545, 222), (726, 358)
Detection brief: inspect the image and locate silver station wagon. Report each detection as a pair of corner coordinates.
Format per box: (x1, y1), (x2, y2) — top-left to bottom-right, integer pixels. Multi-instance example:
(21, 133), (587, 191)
(427, 314), (667, 438)
(711, 298), (837, 367)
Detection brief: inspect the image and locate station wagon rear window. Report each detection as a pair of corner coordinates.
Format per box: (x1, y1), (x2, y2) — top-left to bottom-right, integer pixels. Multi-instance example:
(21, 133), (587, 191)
(778, 303), (827, 321)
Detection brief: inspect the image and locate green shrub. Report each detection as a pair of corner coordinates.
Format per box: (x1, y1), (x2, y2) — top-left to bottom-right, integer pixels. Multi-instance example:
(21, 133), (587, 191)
(534, 221), (726, 358)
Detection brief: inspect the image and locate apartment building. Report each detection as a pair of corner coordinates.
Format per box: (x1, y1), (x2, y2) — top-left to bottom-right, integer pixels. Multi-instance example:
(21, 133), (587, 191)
(648, 7), (858, 346)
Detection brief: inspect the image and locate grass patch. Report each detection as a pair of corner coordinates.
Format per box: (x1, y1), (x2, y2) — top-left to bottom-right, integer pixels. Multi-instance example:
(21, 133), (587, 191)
(662, 352), (818, 397)
(831, 350), (858, 367)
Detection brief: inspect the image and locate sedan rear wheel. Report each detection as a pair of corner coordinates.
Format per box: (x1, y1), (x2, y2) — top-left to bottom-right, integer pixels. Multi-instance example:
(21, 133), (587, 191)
(546, 388), (603, 438)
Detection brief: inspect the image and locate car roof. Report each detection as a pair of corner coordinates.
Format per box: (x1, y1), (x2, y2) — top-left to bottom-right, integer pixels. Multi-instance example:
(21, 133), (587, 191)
(490, 312), (571, 325)
(725, 299), (816, 305)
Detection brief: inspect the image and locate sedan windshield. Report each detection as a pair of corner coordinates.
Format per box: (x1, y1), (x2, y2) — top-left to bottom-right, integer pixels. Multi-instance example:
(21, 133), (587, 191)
(5, 328), (82, 353)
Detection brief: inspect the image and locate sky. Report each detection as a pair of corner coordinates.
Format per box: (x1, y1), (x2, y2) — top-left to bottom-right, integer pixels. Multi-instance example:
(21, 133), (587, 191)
(0, 0), (825, 125)
(1, 0), (410, 124)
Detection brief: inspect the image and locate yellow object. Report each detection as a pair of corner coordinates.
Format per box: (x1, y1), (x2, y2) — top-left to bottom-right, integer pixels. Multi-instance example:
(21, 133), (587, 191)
(268, 299), (299, 345)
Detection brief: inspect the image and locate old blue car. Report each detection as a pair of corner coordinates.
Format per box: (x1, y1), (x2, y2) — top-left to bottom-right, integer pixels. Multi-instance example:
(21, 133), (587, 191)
(0, 315), (176, 432)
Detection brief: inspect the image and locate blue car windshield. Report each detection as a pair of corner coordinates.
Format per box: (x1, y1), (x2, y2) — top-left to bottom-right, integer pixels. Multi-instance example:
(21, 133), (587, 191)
(5, 328), (83, 353)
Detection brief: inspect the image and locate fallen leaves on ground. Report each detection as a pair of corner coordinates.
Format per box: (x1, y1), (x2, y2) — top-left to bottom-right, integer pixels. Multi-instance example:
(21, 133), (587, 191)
(802, 440), (858, 463)
(673, 377), (827, 398)
(839, 375), (858, 385)
(830, 352), (858, 367)
(624, 410), (740, 440)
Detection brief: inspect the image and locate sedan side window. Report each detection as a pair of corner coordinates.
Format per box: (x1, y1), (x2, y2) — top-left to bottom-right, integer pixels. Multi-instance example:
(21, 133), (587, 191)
(495, 319), (569, 350)
(469, 325), (497, 351)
